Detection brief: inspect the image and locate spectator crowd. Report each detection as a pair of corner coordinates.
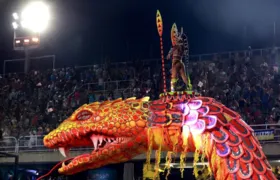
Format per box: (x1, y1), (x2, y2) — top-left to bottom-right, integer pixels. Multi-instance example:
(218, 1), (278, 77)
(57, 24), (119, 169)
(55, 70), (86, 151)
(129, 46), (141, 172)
(0, 47), (280, 146)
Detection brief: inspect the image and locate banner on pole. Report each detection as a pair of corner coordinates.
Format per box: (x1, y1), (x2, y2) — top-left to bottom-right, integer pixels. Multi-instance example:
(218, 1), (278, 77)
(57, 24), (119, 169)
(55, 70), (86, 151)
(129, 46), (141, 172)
(253, 129), (274, 141)
(156, 10), (163, 37)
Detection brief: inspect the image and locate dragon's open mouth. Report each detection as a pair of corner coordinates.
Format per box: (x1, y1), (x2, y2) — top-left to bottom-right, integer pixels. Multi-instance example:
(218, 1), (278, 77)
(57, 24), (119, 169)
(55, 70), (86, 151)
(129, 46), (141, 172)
(44, 132), (132, 174)
(58, 134), (130, 157)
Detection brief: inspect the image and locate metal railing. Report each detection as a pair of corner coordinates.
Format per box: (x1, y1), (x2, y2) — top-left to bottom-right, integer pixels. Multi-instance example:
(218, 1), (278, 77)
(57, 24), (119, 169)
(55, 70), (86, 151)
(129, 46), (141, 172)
(18, 135), (46, 152)
(1, 47), (277, 77)
(73, 47), (279, 71)
(17, 135), (93, 153)
(0, 136), (18, 153)
(67, 79), (150, 100)
(187, 47), (277, 61)
(1, 123), (280, 153)
(68, 80), (134, 97)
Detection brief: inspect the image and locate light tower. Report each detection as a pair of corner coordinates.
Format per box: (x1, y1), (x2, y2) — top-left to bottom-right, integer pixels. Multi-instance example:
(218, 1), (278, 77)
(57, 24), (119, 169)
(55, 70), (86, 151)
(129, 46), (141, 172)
(12, 1), (50, 73)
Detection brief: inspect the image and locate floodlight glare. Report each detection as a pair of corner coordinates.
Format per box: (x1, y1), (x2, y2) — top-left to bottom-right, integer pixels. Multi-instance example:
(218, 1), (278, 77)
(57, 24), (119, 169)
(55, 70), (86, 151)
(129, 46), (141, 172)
(12, 22), (18, 29)
(12, 13), (19, 20)
(20, 21), (26, 28)
(21, 1), (50, 33)
(32, 37), (39, 42)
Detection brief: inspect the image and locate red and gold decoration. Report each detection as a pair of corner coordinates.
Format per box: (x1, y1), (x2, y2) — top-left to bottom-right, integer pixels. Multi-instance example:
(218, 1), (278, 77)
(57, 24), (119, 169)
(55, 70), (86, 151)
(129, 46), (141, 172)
(272, 166), (280, 179)
(41, 10), (277, 180)
(42, 91), (276, 180)
(156, 10), (167, 93)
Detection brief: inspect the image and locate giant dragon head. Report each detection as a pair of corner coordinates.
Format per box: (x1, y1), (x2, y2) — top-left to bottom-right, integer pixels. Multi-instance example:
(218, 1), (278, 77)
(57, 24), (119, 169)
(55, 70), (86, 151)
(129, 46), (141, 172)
(43, 98), (150, 175)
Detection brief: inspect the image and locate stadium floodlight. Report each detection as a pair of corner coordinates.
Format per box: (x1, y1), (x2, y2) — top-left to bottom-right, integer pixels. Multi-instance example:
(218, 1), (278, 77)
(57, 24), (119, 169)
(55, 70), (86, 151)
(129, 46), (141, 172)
(12, 13), (19, 20)
(12, 22), (18, 29)
(20, 1), (50, 33)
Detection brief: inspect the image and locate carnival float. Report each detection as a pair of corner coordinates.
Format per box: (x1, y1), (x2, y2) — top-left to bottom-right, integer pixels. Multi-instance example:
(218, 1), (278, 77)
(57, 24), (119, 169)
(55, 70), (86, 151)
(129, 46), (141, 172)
(39, 10), (277, 180)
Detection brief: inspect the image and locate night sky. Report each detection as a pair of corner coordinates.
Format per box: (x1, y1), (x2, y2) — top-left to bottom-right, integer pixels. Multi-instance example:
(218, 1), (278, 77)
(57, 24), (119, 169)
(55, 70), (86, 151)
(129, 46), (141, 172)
(0, 0), (280, 68)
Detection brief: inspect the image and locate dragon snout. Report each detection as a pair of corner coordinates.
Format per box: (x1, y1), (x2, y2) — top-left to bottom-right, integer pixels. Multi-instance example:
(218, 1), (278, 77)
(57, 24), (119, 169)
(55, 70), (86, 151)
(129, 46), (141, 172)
(43, 134), (54, 148)
(43, 126), (60, 147)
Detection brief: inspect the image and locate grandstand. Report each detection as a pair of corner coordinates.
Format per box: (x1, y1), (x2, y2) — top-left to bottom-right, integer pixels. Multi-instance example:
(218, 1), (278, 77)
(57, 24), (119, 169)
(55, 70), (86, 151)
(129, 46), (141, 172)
(0, 46), (279, 139)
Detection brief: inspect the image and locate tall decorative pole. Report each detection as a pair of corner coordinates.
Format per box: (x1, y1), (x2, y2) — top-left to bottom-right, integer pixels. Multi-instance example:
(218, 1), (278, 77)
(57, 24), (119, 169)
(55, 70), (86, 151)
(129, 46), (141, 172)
(156, 10), (166, 93)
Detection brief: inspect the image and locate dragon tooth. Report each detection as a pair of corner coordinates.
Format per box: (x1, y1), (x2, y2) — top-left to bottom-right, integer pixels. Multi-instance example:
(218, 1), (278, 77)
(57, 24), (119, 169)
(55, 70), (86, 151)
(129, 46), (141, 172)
(59, 147), (67, 158)
(90, 135), (98, 149)
(98, 136), (103, 145)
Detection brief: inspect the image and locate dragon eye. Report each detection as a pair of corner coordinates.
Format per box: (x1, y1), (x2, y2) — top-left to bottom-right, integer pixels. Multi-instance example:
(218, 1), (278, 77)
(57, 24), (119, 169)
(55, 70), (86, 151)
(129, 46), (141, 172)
(76, 110), (92, 121)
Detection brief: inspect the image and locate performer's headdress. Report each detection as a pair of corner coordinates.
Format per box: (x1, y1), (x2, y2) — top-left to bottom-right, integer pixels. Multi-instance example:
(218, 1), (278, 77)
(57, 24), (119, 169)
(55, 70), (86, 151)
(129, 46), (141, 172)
(171, 23), (189, 58)
(171, 23), (179, 46)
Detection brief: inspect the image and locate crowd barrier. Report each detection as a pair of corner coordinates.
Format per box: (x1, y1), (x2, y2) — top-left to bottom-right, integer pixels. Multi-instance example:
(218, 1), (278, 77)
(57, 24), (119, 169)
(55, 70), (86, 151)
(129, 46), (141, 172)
(67, 80), (134, 98)
(74, 47), (279, 70)
(2, 47), (278, 76)
(66, 47), (279, 97)
(1, 124), (280, 153)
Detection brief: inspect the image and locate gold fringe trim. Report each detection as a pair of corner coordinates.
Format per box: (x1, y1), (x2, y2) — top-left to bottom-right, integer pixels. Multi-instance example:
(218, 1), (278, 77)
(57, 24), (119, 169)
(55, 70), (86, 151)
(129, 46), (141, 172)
(193, 148), (200, 178)
(164, 151), (173, 180)
(144, 128), (153, 178)
(204, 134), (212, 176)
(210, 147), (222, 180)
(192, 133), (210, 179)
(154, 148), (162, 180)
(142, 163), (148, 180)
(200, 134), (207, 169)
(153, 128), (163, 180)
(144, 127), (218, 180)
(172, 130), (180, 152)
(179, 152), (187, 178)
(180, 127), (189, 179)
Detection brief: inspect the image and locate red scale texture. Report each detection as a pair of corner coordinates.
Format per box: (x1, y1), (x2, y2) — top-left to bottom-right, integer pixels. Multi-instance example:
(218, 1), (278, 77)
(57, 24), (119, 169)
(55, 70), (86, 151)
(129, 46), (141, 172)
(203, 98), (276, 180)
